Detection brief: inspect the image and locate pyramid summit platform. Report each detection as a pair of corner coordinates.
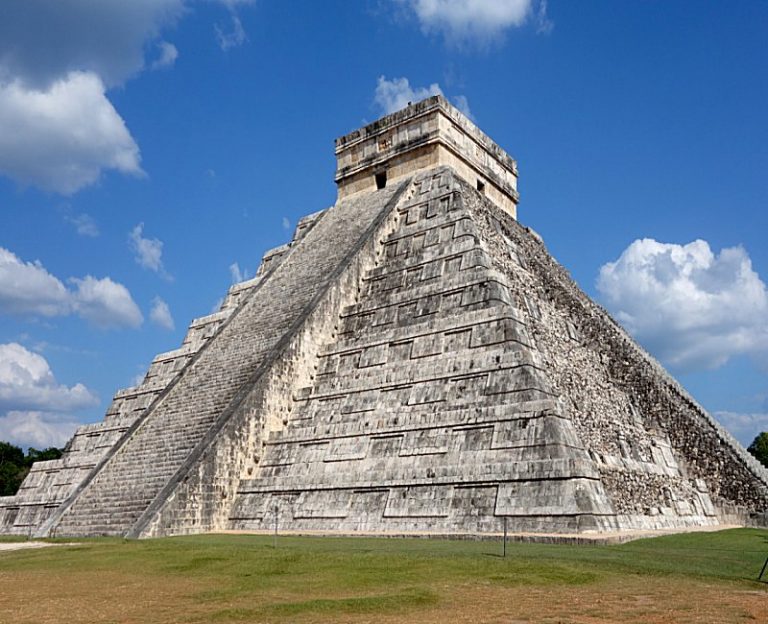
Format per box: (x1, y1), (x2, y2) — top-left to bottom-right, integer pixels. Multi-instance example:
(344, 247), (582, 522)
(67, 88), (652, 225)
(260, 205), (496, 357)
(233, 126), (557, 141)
(2, 96), (767, 538)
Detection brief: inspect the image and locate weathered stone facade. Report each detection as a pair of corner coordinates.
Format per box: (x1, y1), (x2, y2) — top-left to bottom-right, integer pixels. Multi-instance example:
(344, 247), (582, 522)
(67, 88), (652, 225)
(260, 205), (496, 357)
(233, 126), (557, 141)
(1, 95), (766, 538)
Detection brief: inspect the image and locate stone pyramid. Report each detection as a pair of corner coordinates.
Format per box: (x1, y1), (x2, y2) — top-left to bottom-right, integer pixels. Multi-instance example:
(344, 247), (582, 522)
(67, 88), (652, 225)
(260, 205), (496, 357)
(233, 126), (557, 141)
(2, 96), (766, 538)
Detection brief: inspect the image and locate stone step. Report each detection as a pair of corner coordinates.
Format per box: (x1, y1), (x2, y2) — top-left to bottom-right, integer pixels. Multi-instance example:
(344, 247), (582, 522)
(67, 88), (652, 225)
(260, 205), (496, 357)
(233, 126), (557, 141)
(319, 305), (521, 358)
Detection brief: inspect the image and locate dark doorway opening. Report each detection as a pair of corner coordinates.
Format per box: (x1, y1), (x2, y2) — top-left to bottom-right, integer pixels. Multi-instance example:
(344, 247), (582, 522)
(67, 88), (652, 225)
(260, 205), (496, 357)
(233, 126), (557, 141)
(375, 171), (387, 189)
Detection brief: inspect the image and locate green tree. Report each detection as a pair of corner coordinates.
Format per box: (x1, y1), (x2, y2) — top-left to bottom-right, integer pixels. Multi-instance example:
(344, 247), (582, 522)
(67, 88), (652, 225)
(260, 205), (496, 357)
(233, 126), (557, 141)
(25, 447), (63, 466)
(747, 432), (768, 468)
(0, 443), (65, 496)
(0, 441), (26, 496)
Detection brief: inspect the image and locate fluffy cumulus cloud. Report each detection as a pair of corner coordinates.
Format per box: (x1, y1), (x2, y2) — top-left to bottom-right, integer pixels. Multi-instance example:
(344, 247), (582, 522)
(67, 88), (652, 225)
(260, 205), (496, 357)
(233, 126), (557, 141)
(374, 76), (473, 117)
(0, 411), (81, 449)
(0, 246), (143, 329)
(0, 247), (70, 317)
(395, 0), (550, 47)
(150, 296), (175, 330)
(374, 76), (443, 115)
(0, 1), (185, 89)
(0, 343), (97, 413)
(597, 239), (768, 371)
(0, 2), (259, 194)
(70, 276), (144, 329)
(129, 223), (171, 279)
(0, 72), (143, 194)
(0, 342), (97, 448)
(0, 1), (188, 194)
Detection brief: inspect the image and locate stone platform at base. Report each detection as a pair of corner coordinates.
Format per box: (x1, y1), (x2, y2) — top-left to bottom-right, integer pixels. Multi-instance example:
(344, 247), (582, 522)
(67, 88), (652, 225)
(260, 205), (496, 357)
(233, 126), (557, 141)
(0, 541), (77, 553)
(216, 524), (744, 546)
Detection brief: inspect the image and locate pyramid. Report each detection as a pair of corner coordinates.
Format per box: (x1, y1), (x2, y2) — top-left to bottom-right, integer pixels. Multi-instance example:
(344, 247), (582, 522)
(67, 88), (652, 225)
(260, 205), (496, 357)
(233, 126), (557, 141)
(2, 96), (766, 539)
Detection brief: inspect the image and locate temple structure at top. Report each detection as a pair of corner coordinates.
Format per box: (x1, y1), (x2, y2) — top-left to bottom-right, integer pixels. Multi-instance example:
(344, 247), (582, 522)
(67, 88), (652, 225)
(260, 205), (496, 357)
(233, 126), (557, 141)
(335, 95), (519, 217)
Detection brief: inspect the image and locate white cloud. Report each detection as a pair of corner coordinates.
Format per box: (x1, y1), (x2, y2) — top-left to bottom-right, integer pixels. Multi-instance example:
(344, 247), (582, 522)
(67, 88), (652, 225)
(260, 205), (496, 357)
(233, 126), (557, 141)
(70, 276), (144, 329)
(65, 213), (99, 238)
(396, 0), (544, 47)
(713, 411), (768, 448)
(0, 343), (97, 414)
(129, 223), (171, 279)
(374, 76), (443, 115)
(282, 217), (291, 231)
(0, 1), (187, 194)
(0, 72), (143, 194)
(216, 14), (247, 50)
(452, 94), (473, 119)
(597, 239), (768, 371)
(0, 0), (185, 89)
(534, 0), (554, 35)
(373, 76), (473, 119)
(0, 411), (81, 450)
(213, 0), (255, 49)
(0, 1), (261, 194)
(229, 262), (249, 283)
(151, 41), (179, 70)
(150, 296), (175, 330)
(0, 247), (70, 317)
(0, 246), (143, 329)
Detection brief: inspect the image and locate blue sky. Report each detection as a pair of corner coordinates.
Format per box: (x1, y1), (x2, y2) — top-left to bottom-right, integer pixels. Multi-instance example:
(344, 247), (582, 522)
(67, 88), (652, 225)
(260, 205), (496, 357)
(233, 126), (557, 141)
(1, 0), (767, 449)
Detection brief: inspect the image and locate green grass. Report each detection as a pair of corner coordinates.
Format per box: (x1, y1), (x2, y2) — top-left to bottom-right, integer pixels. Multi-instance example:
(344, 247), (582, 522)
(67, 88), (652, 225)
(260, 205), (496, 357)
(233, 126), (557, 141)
(1, 529), (767, 623)
(0, 534), (28, 542)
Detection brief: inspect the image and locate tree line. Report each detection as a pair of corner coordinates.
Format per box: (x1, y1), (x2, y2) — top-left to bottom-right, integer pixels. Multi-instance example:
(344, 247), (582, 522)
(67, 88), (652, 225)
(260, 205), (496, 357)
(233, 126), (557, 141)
(0, 442), (63, 496)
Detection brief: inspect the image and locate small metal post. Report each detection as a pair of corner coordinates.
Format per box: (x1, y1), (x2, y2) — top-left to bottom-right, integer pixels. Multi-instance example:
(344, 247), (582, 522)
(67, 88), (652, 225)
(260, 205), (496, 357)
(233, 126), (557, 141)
(503, 516), (507, 558)
(759, 556), (768, 582)
(273, 504), (278, 549)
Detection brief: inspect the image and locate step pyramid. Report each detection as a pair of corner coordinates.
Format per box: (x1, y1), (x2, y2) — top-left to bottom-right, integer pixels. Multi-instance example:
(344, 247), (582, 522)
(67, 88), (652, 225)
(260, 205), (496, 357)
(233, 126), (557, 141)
(2, 96), (766, 538)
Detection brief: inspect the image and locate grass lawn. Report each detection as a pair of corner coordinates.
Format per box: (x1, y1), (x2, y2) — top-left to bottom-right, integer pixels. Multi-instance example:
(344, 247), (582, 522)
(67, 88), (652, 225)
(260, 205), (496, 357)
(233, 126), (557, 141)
(1, 528), (767, 623)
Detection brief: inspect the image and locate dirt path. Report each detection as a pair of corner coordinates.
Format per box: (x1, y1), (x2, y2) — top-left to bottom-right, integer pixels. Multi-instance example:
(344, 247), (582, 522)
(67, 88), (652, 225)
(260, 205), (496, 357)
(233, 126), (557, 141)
(0, 541), (74, 553)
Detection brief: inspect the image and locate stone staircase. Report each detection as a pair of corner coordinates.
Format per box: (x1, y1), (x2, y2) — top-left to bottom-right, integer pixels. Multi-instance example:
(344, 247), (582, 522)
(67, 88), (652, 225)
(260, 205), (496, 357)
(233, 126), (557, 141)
(41, 186), (407, 537)
(229, 168), (616, 535)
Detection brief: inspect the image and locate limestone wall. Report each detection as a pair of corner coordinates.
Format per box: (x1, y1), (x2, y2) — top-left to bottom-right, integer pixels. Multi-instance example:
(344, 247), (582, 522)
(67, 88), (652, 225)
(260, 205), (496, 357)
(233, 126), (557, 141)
(468, 183), (768, 526)
(229, 167), (619, 535)
(137, 182), (412, 537)
(335, 96), (518, 217)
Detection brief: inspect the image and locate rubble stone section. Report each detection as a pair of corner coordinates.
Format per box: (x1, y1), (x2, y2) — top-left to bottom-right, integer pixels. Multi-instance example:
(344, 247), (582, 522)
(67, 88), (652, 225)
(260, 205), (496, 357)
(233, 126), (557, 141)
(465, 178), (768, 528)
(229, 169), (620, 535)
